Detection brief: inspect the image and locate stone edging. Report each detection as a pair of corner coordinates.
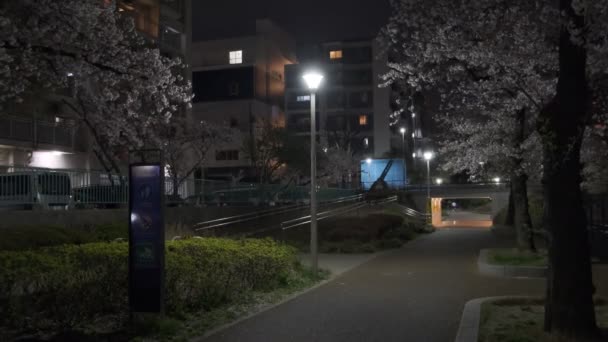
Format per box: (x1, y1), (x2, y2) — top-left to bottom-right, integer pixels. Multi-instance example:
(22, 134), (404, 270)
(454, 296), (534, 342)
(478, 249), (546, 278)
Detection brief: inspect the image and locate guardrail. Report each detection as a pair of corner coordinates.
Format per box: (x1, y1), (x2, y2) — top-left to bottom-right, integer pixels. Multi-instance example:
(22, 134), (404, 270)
(280, 195), (398, 230)
(194, 194), (364, 232)
(398, 204), (429, 220)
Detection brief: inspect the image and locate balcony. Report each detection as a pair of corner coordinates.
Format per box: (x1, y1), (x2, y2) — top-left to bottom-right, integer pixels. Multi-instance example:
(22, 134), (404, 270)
(0, 115), (75, 149)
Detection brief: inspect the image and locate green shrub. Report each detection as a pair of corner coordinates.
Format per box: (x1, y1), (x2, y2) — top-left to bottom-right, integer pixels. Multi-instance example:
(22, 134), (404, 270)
(0, 237), (297, 337)
(0, 223), (129, 251)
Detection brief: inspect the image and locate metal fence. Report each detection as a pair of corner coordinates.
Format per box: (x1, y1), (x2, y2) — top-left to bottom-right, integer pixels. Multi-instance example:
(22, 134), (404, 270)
(0, 166), (357, 210)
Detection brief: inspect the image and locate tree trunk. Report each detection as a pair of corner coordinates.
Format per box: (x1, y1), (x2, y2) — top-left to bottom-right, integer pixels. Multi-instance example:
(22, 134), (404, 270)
(540, 0), (598, 338)
(510, 108), (535, 251)
(511, 173), (536, 252)
(505, 187), (515, 226)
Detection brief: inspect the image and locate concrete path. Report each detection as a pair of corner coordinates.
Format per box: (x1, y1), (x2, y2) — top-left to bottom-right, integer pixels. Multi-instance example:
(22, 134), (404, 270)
(298, 253), (382, 278)
(203, 229), (549, 342)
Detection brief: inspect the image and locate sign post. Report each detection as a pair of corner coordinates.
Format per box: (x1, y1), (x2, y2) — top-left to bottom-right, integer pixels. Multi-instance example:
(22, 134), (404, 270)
(128, 150), (164, 314)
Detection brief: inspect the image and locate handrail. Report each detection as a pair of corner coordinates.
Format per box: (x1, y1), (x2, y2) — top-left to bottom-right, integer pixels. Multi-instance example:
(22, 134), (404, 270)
(281, 202), (369, 230)
(194, 194), (364, 231)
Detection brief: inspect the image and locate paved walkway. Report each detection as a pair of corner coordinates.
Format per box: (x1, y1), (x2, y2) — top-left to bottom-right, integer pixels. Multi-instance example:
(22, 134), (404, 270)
(203, 229), (552, 342)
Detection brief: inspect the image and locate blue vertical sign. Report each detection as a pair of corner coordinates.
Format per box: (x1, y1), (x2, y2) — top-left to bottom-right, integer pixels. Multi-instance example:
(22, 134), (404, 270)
(129, 163), (164, 313)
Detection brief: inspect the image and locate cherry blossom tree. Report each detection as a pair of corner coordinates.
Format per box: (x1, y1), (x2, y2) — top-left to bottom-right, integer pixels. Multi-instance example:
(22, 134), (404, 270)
(382, 0), (608, 338)
(380, 0), (556, 251)
(0, 0), (192, 174)
(161, 118), (232, 198)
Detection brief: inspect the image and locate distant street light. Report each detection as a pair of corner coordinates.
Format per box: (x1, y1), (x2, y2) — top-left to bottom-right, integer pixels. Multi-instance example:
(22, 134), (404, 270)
(436, 178), (443, 185)
(400, 127), (406, 188)
(493, 177), (501, 184)
(303, 70), (323, 275)
(423, 151), (434, 215)
(366, 158), (372, 164)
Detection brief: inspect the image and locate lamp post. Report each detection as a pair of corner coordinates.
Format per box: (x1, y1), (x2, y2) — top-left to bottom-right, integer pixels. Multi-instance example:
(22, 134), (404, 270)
(303, 71), (323, 275)
(400, 127), (406, 188)
(423, 151), (434, 215)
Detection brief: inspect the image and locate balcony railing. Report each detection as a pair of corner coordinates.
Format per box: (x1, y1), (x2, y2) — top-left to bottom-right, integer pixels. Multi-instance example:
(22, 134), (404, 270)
(0, 115), (75, 149)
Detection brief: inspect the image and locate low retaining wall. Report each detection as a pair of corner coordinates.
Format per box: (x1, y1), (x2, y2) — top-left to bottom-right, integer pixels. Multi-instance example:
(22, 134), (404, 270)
(0, 206), (258, 230)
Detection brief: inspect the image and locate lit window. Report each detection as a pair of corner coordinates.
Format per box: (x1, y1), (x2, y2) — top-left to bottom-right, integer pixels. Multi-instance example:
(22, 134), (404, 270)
(329, 50), (343, 60)
(297, 95), (311, 102)
(359, 115), (368, 126)
(229, 50), (243, 64)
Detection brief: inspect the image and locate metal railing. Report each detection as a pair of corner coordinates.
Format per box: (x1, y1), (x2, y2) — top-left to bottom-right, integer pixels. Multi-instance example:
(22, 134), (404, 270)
(0, 166), (358, 210)
(194, 194), (364, 233)
(0, 115), (75, 148)
(280, 195), (397, 230)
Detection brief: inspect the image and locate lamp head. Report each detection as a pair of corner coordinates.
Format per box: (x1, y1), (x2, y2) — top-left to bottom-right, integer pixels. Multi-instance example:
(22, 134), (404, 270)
(423, 151), (433, 161)
(399, 127), (406, 134)
(303, 71), (324, 90)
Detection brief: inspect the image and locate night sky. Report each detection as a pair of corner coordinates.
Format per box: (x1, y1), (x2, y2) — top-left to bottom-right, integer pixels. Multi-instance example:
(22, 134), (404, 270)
(192, 0), (391, 48)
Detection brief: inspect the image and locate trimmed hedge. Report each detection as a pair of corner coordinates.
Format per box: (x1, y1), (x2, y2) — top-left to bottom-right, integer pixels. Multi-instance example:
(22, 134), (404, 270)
(0, 223), (128, 251)
(0, 238), (297, 336)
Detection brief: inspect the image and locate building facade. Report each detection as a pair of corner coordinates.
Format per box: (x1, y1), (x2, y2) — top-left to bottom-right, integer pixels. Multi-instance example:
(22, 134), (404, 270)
(0, 0), (192, 171)
(190, 19), (296, 180)
(284, 39), (391, 160)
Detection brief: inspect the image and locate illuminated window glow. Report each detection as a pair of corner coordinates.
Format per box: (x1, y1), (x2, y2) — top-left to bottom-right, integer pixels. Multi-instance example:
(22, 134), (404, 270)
(359, 115), (368, 126)
(329, 50), (343, 60)
(297, 95), (311, 102)
(229, 50), (243, 64)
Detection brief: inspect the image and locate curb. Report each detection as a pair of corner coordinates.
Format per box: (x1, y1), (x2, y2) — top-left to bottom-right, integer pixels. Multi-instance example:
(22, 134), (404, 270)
(454, 296), (534, 342)
(478, 249), (546, 278)
(191, 250), (387, 341)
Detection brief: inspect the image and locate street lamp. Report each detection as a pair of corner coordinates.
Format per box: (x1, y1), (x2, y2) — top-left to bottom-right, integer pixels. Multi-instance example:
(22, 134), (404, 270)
(493, 177), (501, 184)
(436, 178), (443, 185)
(303, 70), (323, 275)
(423, 151), (434, 214)
(400, 127), (406, 188)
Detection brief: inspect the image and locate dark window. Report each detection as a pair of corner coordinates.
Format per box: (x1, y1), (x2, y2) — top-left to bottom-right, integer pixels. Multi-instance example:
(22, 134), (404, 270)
(350, 91), (373, 108)
(215, 150), (240, 161)
(192, 67), (254, 102)
(229, 82), (239, 96)
(343, 47), (372, 64)
(344, 70), (372, 86)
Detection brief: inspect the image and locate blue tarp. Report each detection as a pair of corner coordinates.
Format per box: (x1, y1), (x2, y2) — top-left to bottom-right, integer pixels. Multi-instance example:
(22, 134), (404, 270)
(360, 159), (407, 190)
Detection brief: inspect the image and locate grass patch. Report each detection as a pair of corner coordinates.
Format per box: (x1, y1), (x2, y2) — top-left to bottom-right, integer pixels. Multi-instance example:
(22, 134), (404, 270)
(479, 298), (608, 342)
(487, 248), (548, 267)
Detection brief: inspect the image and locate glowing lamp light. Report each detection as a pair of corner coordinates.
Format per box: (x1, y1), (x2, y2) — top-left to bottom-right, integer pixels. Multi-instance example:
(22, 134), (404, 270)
(67, 72), (74, 77)
(400, 127), (406, 134)
(494, 177), (501, 184)
(366, 158), (372, 164)
(436, 178), (443, 185)
(130, 213), (138, 223)
(412, 153), (417, 158)
(302, 71), (324, 90)
(423, 151), (434, 161)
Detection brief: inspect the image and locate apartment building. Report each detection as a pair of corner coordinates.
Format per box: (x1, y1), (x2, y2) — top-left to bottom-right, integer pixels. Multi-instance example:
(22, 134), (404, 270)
(284, 39), (391, 159)
(190, 19), (297, 180)
(0, 0), (191, 171)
